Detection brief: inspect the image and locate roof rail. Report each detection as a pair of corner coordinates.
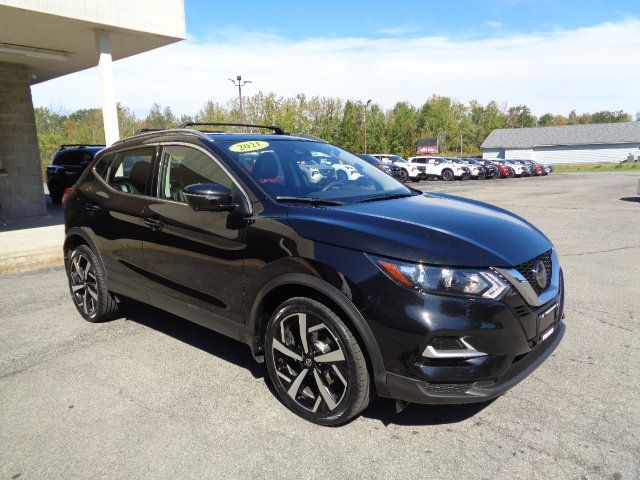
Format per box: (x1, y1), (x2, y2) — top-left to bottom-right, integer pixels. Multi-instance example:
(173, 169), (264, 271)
(135, 128), (163, 135)
(289, 133), (327, 143)
(60, 144), (105, 149)
(179, 122), (287, 135)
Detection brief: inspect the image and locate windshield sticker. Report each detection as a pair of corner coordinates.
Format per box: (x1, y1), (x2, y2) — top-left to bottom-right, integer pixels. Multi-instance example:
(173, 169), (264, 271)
(229, 141), (269, 153)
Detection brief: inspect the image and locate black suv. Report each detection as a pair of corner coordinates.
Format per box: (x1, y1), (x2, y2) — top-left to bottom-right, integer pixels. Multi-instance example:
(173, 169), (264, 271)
(46, 145), (104, 204)
(63, 123), (565, 426)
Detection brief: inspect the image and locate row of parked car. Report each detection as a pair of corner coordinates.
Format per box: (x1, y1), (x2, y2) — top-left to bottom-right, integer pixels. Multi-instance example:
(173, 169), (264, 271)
(358, 154), (553, 183)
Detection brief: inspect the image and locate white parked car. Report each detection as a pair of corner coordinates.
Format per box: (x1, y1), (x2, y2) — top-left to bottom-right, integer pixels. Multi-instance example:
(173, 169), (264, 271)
(317, 157), (363, 182)
(408, 156), (470, 181)
(370, 154), (426, 182)
(296, 159), (335, 184)
(499, 160), (526, 177)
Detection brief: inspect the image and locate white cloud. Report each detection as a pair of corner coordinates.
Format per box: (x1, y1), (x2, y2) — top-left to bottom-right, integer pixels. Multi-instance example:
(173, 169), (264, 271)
(31, 18), (640, 117)
(485, 20), (503, 29)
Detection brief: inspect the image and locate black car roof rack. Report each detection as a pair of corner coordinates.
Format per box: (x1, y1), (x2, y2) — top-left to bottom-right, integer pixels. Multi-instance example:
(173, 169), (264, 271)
(179, 122), (287, 135)
(134, 128), (163, 135)
(60, 144), (105, 149)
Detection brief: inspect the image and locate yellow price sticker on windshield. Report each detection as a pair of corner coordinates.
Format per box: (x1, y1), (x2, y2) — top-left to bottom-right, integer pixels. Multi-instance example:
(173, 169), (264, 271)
(229, 141), (269, 153)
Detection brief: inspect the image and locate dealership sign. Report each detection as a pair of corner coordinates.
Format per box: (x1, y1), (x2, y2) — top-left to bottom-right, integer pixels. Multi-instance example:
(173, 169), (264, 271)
(416, 138), (438, 155)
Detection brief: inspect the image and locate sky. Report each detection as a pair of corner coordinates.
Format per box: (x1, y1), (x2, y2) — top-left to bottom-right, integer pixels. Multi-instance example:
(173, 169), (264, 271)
(31, 0), (640, 117)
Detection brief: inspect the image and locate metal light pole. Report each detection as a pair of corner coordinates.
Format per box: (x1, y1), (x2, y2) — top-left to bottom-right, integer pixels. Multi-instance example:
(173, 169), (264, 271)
(357, 99), (372, 153)
(227, 75), (252, 124)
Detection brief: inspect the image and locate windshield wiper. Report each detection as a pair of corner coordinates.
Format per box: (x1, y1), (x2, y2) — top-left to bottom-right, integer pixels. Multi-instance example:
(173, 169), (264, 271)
(355, 192), (419, 203)
(275, 196), (344, 206)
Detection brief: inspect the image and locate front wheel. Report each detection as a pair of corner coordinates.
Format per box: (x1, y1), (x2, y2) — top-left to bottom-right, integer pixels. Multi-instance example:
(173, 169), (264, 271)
(265, 297), (370, 426)
(441, 169), (454, 181)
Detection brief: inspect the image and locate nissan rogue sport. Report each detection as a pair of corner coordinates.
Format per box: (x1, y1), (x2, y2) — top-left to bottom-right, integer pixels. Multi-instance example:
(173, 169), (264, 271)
(63, 123), (565, 426)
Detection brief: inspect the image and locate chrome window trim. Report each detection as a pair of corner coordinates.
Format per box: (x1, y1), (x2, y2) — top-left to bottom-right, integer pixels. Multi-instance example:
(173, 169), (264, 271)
(91, 142), (252, 214)
(494, 249), (560, 307)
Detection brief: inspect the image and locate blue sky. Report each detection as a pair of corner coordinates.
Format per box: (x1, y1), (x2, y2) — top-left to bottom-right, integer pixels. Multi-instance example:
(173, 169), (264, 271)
(185, 0), (639, 40)
(32, 0), (640, 117)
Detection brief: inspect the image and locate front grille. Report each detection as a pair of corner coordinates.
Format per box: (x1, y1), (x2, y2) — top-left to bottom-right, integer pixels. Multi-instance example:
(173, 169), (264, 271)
(514, 250), (552, 295)
(422, 382), (472, 394)
(430, 337), (465, 350)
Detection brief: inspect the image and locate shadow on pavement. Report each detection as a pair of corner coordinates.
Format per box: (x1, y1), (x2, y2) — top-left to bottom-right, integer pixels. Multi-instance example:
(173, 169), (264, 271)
(0, 195), (63, 232)
(362, 397), (493, 426)
(619, 196), (640, 203)
(122, 300), (493, 426)
(123, 300), (265, 380)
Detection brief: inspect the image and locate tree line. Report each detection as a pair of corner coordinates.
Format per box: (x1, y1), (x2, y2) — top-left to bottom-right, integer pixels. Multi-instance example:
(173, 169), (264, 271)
(35, 93), (635, 172)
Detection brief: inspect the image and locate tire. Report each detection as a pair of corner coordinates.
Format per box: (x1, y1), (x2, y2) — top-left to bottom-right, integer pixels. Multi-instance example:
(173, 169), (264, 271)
(265, 297), (370, 426)
(49, 183), (62, 204)
(441, 169), (454, 181)
(66, 245), (120, 322)
(399, 169), (409, 183)
(337, 170), (348, 183)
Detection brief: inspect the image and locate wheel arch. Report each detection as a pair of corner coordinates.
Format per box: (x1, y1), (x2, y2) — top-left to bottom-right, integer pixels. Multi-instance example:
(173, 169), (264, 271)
(63, 228), (108, 279)
(246, 273), (390, 398)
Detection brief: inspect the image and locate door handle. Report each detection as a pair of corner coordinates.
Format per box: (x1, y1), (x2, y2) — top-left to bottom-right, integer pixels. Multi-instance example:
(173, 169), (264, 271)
(85, 203), (102, 213)
(143, 216), (164, 231)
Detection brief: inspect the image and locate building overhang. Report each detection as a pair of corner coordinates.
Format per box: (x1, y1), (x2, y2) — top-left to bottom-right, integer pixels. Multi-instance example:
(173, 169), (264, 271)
(0, 0), (186, 84)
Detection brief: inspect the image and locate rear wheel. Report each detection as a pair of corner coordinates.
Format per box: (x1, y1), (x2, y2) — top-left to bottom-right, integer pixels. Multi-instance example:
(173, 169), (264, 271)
(265, 297), (370, 426)
(66, 245), (120, 322)
(49, 183), (62, 204)
(399, 169), (409, 183)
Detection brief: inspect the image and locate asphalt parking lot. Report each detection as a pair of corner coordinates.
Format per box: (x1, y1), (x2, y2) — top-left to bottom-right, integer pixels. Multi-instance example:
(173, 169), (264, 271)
(1, 172), (639, 479)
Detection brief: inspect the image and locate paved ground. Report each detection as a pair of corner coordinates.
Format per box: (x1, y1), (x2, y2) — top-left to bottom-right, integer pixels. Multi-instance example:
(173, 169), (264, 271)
(1, 172), (639, 479)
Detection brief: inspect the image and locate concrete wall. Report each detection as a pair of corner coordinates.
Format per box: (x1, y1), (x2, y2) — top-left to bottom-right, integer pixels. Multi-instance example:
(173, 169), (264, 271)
(0, 62), (46, 219)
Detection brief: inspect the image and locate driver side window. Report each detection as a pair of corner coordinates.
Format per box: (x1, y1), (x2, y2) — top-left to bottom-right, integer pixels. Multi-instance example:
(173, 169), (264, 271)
(158, 145), (233, 203)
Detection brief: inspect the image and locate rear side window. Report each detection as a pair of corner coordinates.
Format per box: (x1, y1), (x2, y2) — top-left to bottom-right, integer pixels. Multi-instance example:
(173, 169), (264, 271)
(93, 154), (113, 179)
(158, 145), (233, 202)
(107, 148), (155, 195)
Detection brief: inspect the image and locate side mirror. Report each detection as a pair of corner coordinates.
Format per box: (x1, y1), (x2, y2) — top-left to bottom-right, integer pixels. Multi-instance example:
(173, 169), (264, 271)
(183, 183), (236, 212)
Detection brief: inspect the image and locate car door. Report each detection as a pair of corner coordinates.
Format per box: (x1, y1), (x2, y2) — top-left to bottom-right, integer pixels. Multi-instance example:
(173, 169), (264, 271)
(141, 143), (248, 340)
(82, 146), (158, 301)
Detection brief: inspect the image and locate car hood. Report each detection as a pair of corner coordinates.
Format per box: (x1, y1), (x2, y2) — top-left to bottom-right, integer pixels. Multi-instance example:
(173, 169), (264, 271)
(286, 193), (552, 267)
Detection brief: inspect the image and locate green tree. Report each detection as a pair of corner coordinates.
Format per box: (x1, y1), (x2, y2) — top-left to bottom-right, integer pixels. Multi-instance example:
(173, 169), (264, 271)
(505, 105), (537, 128)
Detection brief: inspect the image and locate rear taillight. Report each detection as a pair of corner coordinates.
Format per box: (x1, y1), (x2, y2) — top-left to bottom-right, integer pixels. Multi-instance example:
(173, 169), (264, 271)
(61, 188), (74, 208)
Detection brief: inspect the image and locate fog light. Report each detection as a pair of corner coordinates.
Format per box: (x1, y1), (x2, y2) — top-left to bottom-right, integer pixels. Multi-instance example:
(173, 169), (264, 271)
(423, 337), (487, 359)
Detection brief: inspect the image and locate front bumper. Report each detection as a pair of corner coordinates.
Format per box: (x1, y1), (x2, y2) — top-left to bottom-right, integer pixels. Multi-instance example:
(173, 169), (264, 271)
(385, 321), (564, 404)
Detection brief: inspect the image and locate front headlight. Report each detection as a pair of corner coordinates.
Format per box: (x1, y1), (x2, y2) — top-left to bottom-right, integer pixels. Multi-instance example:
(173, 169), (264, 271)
(373, 256), (509, 299)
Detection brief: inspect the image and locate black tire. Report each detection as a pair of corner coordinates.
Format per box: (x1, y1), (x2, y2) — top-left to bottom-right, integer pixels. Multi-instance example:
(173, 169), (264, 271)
(441, 169), (454, 181)
(265, 297), (370, 426)
(49, 183), (62, 204)
(337, 170), (348, 183)
(66, 245), (120, 322)
(399, 169), (409, 183)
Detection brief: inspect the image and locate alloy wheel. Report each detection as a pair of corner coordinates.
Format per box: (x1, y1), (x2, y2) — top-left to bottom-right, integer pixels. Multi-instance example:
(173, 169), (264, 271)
(271, 312), (349, 414)
(69, 253), (99, 316)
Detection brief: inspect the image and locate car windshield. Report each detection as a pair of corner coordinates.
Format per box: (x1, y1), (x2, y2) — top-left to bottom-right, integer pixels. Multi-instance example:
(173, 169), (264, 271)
(221, 139), (413, 203)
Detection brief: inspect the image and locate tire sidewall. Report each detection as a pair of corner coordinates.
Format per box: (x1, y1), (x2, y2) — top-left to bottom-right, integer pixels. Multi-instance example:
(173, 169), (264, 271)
(264, 298), (368, 426)
(67, 245), (108, 322)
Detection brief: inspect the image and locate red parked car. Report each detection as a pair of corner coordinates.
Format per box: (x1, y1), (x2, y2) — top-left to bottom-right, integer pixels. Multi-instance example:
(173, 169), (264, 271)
(492, 161), (515, 178)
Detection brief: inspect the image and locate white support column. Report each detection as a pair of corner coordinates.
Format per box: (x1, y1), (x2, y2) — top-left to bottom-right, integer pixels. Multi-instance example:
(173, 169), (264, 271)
(95, 30), (120, 146)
